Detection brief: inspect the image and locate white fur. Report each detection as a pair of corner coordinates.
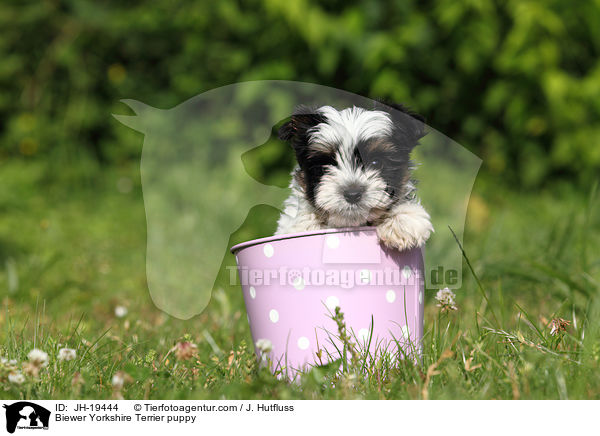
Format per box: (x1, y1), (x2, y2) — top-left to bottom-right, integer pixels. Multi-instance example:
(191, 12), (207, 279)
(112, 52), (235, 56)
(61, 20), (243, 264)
(375, 201), (433, 250)
(308, 107), (395, 227)
(315, 162), (387, 227)
(308, 106), (393, 152)
(276, 170), (324, 234)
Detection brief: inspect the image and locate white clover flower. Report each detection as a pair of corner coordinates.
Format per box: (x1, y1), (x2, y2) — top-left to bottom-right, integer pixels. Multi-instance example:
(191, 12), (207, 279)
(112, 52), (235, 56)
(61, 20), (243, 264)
(111, 372), (125, 389)
(435, 287), (458, 312)
(8, 359), (17, 366)
(8, 371), (25, 384)
(0, 357), (7, 364)
(114, 305), (128, 318)
(111, 371), (132, 390)
(255, 338), (273, 354)
(58, 348), (77, 361)
(27, 348), (49, 367)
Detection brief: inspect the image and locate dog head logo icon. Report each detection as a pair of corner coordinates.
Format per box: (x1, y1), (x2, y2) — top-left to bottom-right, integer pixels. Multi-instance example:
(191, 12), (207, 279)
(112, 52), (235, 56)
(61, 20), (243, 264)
(3, 402), (50, 433)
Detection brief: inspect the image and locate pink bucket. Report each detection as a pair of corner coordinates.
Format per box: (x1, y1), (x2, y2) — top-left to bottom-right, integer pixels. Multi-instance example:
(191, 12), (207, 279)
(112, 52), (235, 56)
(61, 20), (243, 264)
(230, 227), (424, 378)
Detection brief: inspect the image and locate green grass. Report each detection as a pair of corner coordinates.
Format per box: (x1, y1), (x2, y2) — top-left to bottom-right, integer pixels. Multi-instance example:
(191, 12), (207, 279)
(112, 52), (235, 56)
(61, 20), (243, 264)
(1, 159), (599, 399)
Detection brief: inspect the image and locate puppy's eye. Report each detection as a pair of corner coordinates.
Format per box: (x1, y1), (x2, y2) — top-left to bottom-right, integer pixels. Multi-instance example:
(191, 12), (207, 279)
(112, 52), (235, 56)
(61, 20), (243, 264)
(368, 159), (382, 169)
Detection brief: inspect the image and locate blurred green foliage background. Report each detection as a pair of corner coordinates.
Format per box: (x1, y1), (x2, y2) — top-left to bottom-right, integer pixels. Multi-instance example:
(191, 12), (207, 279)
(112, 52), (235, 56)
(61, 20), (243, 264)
(2, 0), (600, 188)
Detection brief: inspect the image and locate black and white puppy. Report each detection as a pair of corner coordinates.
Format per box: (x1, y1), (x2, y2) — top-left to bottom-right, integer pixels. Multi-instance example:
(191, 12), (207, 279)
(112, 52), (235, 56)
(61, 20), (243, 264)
(275, 103), (433, 251)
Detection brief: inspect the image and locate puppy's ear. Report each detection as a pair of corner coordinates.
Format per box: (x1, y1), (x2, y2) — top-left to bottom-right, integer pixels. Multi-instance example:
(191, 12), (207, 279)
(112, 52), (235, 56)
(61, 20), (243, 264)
(277, 119), (296, 141)
(277, 107), (324, 144)
(374, 100), (426, 144)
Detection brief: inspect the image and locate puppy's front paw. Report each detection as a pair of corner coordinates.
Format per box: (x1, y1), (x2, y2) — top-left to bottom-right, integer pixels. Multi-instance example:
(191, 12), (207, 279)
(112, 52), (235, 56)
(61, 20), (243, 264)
(376, 203), (433, 251)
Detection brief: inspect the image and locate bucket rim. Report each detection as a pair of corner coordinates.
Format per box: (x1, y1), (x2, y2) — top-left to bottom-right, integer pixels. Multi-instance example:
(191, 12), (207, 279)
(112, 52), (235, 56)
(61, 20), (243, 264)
(230, 226), (376, 254)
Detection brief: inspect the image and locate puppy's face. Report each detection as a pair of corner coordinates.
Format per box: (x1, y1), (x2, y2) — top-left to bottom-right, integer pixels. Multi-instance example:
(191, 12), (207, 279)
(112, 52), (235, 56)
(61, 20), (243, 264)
(279, 104), (425, 227)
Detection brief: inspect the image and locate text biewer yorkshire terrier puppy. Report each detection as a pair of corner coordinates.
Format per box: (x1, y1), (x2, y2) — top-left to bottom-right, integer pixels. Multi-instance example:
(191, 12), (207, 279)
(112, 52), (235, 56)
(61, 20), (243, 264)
(275, 103), (433, 251)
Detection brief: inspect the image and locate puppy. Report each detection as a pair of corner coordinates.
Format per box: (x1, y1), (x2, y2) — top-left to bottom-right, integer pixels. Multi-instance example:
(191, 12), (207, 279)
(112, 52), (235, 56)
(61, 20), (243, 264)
(275, 103), (433, 251)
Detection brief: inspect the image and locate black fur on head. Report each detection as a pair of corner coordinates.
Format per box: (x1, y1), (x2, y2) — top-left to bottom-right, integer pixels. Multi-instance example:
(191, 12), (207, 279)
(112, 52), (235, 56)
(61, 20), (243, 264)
(278, 106), (330, 203)
(373, 100), (426, 149)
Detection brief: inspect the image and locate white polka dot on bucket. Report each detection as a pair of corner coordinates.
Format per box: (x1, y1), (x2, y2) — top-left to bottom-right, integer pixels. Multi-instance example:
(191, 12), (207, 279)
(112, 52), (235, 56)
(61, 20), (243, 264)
(419, 291), (423, 304)
(325, 296), (340, 310)
(402, 266), (412, 279)
(325, 234), (340, 249)
(292, 276), (305, 290)
(269, 309), (279, 323)
(401, 325), (410, 339)
(385, 289), (396, 303)
(263, 243), (274, 258)
(358, 328), (370, 341)
(359, 269), (372, 284)
(249, 286), (256, 299)
(297, 336), (310, 350)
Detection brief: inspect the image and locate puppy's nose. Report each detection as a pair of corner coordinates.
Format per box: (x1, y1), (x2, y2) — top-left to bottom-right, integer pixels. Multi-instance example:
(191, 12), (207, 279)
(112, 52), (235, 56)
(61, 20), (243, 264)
(343, 186), (365, 204)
